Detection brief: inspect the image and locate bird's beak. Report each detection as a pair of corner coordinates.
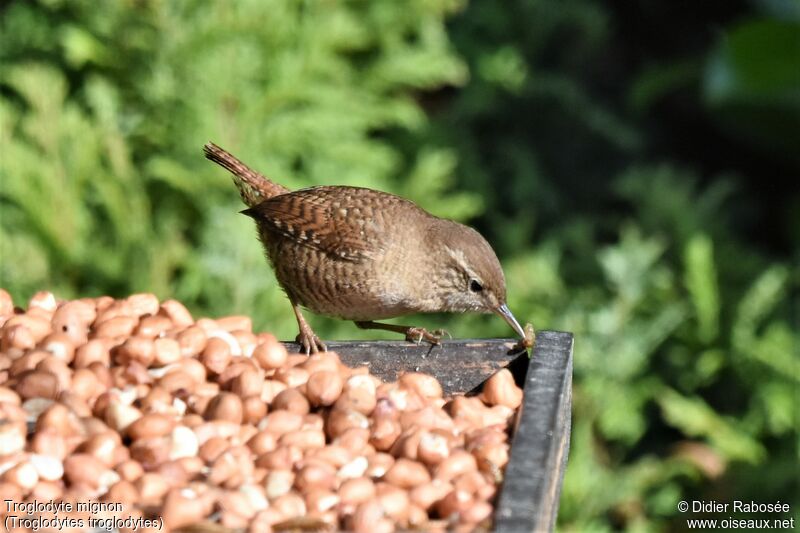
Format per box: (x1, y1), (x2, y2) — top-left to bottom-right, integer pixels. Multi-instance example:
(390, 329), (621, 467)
(495, 303), (526, 339)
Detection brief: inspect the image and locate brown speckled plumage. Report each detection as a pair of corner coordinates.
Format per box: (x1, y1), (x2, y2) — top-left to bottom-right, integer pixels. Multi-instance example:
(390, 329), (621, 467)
(204, 142), (526, 353)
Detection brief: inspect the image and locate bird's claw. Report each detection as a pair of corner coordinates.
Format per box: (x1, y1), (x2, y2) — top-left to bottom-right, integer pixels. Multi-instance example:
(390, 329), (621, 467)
(405, 327), (444, 345)
(295, 331), (327, 354)
(432, 329), (451, 340)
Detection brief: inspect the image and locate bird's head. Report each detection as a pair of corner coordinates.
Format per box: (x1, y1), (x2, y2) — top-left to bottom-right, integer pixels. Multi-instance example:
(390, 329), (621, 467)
(426, 221), (526, 338)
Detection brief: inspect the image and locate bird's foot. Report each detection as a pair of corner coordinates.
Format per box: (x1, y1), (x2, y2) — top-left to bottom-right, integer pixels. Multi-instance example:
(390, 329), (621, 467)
(405, 327), (448, 345)
(295, 329), (327, 355)
(291, 302), (326, 355)
(354, 320), (448, 346)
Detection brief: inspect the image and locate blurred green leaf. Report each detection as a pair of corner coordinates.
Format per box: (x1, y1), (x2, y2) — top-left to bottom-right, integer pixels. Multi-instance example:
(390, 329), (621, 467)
(705, 19), (800, 158)
(478, 45), (528, 92)
(683, 234), (720, 343)
(659, 388), (766, 463)
(733, 265), (789, 352)
(598, 226), (665, 304)
(61, 24), (110, 67)
(706, 19), (800, 102)
(630, 60), (700, 113)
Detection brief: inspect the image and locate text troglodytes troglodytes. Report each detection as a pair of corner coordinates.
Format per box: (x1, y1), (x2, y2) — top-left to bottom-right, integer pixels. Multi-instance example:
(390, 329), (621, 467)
(204, 142), (528, 353)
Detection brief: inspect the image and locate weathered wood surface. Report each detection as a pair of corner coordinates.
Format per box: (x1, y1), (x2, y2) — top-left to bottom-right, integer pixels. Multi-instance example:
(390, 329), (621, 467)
(283, 337), (527, 395)
(283, 330), (575, 532)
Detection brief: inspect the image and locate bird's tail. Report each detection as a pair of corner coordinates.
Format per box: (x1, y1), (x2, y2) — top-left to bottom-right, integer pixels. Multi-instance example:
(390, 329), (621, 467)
(203, 142), (289, 206)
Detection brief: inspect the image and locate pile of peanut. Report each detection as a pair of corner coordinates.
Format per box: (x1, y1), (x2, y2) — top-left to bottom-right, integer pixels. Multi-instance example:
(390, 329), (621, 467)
(0, 290), (523, 532)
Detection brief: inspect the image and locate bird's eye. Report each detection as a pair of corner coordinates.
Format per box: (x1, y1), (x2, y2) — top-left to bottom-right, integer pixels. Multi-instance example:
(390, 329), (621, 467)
(469, 279), (483, 292)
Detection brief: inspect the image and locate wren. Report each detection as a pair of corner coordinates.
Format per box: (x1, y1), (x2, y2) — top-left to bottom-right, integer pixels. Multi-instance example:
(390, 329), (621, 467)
(204, 142), (527, 353)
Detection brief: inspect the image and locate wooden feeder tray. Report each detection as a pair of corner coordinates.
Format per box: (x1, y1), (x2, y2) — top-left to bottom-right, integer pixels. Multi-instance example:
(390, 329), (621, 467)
(282, 330), (574, 533)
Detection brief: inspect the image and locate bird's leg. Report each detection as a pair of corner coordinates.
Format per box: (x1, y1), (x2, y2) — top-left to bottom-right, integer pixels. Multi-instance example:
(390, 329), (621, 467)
(354, 321), (448, 345)
(292, 303), (327, 354)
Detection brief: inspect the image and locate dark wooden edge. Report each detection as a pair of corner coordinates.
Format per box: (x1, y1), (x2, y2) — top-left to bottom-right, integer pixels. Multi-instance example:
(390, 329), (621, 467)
(494, 331), (574, 533)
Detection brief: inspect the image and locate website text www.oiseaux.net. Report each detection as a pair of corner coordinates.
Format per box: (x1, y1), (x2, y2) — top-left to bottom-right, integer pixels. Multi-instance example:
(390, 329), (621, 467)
(680, 500), (795, 530)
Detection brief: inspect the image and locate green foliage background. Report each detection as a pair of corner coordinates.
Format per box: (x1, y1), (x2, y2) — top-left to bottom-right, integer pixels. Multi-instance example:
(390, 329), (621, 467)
(1, 0), (797, 530)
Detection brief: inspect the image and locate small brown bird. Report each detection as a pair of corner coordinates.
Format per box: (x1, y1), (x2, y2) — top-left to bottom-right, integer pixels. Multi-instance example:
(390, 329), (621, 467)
(204, 142), (527, 353)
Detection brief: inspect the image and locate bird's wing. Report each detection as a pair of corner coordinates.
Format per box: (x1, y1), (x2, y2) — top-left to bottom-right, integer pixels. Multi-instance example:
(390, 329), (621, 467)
(243, 186), (413, 262)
